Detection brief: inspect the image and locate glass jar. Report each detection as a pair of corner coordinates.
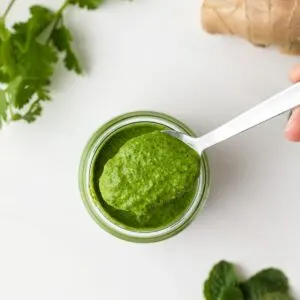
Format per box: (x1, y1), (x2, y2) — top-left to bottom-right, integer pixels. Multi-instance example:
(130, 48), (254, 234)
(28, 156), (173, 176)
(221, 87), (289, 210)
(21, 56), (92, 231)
(78, 111), (211, 243)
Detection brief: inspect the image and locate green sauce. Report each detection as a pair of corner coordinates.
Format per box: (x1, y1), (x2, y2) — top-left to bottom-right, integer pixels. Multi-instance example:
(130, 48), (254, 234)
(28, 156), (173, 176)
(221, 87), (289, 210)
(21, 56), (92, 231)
(89, 123), (200, 230)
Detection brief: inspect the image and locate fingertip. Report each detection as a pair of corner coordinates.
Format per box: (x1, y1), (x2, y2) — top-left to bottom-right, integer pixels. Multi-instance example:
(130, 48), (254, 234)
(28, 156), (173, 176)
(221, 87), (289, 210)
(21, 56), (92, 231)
(285, 129), (300, 142)
(289, 64), (300, 83)
(285, 108), (300, 142)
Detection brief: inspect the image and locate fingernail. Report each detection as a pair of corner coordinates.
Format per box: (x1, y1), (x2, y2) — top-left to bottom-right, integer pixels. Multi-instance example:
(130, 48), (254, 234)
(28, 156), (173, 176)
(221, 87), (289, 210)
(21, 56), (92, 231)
(285, 111), (294, 132)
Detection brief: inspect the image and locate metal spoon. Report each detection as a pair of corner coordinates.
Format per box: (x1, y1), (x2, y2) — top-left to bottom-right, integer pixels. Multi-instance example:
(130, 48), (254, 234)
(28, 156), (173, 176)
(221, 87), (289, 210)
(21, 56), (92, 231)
(163, 83), (300, 154)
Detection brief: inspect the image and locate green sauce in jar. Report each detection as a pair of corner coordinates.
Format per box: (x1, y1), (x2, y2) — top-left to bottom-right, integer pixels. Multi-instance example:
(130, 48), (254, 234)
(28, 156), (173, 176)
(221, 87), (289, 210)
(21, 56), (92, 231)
(90, 123), (200, 230)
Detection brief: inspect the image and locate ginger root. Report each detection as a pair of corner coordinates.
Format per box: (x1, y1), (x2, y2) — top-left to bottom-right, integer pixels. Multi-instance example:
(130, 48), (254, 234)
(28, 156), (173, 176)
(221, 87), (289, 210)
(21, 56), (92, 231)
(201, 0), (300, 55)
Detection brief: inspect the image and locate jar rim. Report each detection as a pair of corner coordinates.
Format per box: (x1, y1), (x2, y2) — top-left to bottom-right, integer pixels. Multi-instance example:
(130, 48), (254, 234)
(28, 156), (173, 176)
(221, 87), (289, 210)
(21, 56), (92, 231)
(79, 111), (210, 242)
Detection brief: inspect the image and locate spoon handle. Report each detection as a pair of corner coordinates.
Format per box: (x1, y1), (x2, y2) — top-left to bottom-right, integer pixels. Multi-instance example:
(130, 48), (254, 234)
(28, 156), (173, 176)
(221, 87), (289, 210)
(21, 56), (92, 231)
(196, 83), (300, 151)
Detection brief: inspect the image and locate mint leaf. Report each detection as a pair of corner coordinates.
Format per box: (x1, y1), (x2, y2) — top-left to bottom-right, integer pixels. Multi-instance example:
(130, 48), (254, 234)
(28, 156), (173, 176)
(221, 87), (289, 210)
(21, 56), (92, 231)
(219, 286), (244, 300)
(240, 268), (289, 300)
(262, 293), (291, 300)
(69, 0), (105, 9)
(204, 261), (239, 300)
(51, 25), (82, 74)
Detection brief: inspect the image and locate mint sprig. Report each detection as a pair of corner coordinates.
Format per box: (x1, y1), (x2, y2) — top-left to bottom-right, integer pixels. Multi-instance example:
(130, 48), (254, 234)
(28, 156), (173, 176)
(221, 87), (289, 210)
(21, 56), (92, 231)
(219, 286), (244, 300)
(204, 260), (239, 300)
(203, 261), (293, 300)
(241, 268), (289, 300)
(262, 293), (291, 300)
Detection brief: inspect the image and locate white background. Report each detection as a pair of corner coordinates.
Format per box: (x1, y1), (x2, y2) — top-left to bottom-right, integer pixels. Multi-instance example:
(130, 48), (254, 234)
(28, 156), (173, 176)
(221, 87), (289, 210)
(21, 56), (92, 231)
(0, 0), (300, 299)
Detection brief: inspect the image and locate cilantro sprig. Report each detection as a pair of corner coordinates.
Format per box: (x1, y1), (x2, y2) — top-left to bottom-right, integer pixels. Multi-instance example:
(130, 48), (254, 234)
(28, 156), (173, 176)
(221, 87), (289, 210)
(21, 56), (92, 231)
(0, 0), (104, 128)
(203, 261), (293, 300)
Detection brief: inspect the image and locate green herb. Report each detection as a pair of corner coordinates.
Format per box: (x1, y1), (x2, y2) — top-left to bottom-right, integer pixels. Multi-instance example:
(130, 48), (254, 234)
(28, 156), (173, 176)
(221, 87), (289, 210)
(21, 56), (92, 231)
(241, 268), (289, 300)
(204, 260), (239, 300)
(261, 293), (291, 300)
(219, 286), (244, 300)
(0, 0), (104, 128)
(69, 0), (105, 9)
(203, 261), (293, 300)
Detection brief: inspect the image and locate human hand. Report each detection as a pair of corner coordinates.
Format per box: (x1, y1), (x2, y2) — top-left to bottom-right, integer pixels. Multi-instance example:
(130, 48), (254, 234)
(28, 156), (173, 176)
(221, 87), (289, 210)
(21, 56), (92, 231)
(286, 65), (300, 141)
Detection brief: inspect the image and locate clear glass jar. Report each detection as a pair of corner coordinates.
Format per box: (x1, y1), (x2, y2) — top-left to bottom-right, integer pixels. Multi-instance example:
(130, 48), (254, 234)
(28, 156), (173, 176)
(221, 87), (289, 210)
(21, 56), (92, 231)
(78, 111), (210, 243)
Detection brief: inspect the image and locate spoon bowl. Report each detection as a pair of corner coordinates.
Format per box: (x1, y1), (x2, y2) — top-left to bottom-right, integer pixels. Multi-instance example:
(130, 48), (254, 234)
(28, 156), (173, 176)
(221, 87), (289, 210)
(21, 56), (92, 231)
(162, 130), (204, 153)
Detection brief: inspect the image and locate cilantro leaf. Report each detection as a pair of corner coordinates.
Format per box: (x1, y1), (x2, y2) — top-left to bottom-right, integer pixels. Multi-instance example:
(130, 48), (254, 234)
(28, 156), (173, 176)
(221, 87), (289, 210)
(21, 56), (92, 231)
(6, 76), (24, 107)
(0, 89), (7, 128)
(12, 5), (55, 51)
(0, 38), (17, 79)
(29, 5), (55, 29)
(51, 25), (82, 74)
(3, 38), (57, 111)
(0, 3), (57, 113)
(17, 39), (58, 81)
(261, 293), (291, 300)
(0, 0), (104, 128)
(36, 86), (51, 101)
(21, 101), (42, 123)
(6, 77), (36, 109)
(240, 268), (289, 300)
(0, 19), (10, 41)
(0, 70), (9, 83)
(0, 89), (7, 115)
(69, 0), (105, 10)
(204, 261), (240, 300)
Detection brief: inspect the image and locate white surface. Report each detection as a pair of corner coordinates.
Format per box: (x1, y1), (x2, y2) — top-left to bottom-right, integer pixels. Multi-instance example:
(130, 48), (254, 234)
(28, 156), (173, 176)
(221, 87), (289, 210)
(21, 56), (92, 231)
(0, 0), (300, 299)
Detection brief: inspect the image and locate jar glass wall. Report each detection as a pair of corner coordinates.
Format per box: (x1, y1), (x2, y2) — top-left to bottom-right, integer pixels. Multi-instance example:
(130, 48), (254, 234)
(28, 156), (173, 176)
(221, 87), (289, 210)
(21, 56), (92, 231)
(79, 111), (211, 243)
